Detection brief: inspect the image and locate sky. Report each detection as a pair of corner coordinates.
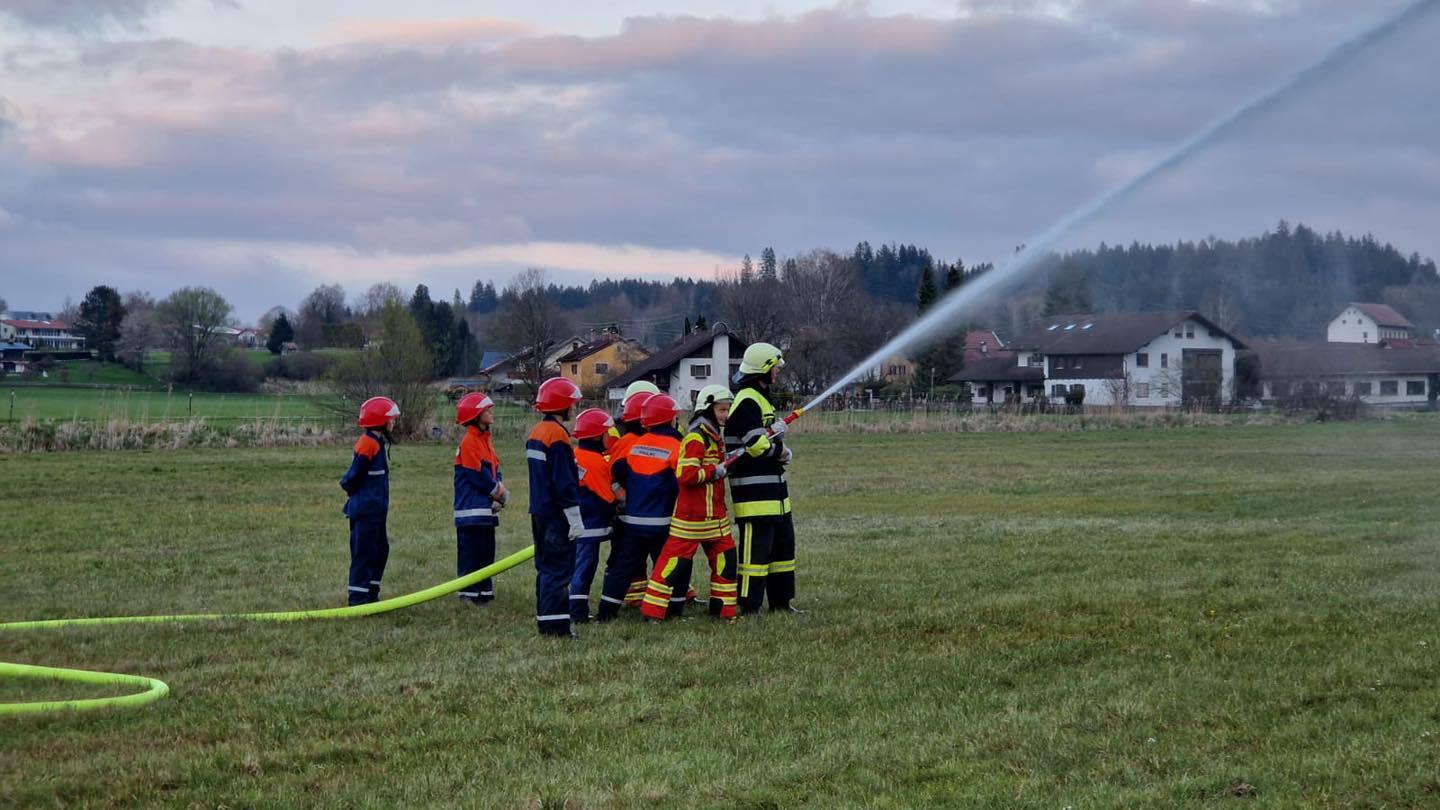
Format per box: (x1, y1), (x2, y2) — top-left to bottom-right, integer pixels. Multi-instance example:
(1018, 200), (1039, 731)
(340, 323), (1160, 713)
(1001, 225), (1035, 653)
(1, 0), (1437, 321)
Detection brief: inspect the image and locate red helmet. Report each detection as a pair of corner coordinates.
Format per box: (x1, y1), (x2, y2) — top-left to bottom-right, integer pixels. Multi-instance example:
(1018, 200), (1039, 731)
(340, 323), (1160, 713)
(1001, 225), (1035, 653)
(621, 391), (656, 423)
(357, 396), (400, 428)
(455, 392), (494, 425)
(641, 394), (682, 428)
(573, 408), (615, 440)
(535, 377), (583, 414)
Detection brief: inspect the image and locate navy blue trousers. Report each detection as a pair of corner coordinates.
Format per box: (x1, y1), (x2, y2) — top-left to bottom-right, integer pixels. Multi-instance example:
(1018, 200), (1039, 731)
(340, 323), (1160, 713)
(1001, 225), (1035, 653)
(595, 527), (666, 620)
(532, 514), (575, 636)
(347, 516), (389, 606)
(569, 538), (606, 622)
(456, 525), (496, 603)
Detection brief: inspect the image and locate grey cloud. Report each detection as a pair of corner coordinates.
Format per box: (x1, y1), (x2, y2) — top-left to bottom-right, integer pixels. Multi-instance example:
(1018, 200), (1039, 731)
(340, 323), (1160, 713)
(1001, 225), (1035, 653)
(0, 0), (175, 29)
(2, 0), (1438, 313)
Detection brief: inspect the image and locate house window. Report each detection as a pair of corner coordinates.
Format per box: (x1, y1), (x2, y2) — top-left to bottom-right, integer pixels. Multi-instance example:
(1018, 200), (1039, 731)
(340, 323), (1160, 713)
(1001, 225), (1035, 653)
(1160, 353), (1168, 369)
(1136, 382), (1150, 398)
(1136, 353), (1149, 368)
(1073, 358), (1084, 370)
(691, 363), (711, 378)
(1028, 354), (1044, 367)
(1052, 384), (1067, 398)
(1174, 327), (1183, 338)
(1054, 357), (1067, 370)
(1027, 385), (1044, 397)
(594, 362), (609, 375)
(1158, 383), (1170, 397)
(1380, 380), (1399, 396)
(1185, 325), (1195, 339)
(976, 386), (990, 398)
(570, 363), (578, 375)
(1069, 384), (1085, 395)
(1326, 381), (1346, 396)
(1363, 332), (1368, 341)
(1408, 380), (1426, 396)
(1353, 382), (1373, 396)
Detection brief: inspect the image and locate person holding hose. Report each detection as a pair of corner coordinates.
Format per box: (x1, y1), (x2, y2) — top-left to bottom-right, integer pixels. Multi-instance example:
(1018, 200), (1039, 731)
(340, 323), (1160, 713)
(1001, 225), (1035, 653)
(595, 394), (683, 621)
(453, 392), (506, 605)
(610, 388), (655, 607)
(340, 396), (399, 606)
(640, 385), (739, 622)
(526, 377), (585, 638)
(724, 343), (802, 615)
(568, 407), (619, 623)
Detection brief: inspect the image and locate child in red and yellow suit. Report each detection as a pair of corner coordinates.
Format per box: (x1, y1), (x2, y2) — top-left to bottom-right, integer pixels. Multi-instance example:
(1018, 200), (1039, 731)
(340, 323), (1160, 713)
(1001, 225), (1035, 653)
(640, 385), (738, 621)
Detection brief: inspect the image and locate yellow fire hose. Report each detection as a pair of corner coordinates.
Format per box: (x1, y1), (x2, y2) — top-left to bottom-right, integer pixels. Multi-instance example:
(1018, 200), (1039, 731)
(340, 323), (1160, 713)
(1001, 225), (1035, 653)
(0, 545), (535, 716)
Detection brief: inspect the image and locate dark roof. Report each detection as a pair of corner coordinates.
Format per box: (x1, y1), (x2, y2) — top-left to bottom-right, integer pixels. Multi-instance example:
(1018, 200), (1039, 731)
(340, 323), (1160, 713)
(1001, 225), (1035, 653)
(554, 335), (646, 364)
(949, 353), (1045, 383)
(480, 341), (554, 373)
(1255, 341), (1440, 378)
(0, 342), (34, 352)
(1349, 303), (1414, 328)
(1012, 311), (1246, 354)
(477, 350), (510, 370)
(607, 325), (746, 388)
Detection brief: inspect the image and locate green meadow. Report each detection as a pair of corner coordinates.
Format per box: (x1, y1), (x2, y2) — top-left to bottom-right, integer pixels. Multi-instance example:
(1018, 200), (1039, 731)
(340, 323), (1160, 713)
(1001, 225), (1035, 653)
(4, 421), (1440, 807)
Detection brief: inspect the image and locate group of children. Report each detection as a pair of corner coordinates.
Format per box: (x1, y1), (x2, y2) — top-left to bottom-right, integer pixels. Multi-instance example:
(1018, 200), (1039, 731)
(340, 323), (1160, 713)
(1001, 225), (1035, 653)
(337, 343), (792, 638)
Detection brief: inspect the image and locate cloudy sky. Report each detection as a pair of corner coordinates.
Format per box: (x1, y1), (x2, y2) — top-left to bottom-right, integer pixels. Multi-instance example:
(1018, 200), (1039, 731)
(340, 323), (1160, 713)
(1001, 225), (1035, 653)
(1, 0), (1437, 320)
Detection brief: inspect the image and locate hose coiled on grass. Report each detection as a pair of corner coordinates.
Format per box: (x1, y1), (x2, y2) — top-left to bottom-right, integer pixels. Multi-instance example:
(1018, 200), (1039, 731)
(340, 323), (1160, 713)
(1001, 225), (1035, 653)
(0, 545), (535, 716)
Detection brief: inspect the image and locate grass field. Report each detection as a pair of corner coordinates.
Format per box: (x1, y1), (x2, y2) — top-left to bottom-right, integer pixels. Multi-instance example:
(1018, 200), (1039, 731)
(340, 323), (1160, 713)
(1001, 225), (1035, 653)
(1, 386), (331, 422)
(4, 422), (1440, 806)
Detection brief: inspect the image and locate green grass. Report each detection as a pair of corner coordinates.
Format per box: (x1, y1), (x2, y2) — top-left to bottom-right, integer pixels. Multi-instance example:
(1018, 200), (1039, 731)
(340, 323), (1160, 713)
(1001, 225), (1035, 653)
(4, 422), (1440, 806)
(1, 387), (330, 422)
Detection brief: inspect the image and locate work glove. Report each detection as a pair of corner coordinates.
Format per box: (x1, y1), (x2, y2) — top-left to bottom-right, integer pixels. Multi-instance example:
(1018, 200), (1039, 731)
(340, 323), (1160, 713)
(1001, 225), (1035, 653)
(768, 418), (788, 439)
(564, 506), (584, 541)
(712, 463), (730, 481)
(780, 446), (793, 466)
(491, 482), (509, 509)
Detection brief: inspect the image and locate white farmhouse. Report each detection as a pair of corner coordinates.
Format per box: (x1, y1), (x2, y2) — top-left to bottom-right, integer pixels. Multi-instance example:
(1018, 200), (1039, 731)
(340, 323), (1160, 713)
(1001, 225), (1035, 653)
(1011, 311), (1246, 408)
(605, 324), (748, 406)
(1327, 303), (1413, 344)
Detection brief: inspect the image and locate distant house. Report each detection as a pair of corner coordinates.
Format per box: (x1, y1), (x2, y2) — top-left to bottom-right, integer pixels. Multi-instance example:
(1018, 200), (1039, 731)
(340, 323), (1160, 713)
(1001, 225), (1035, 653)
(0, 314), (85, 351)
(1007, 311), (1247, 407)
(217, 326), (261, 348)
(962, 329), (1006, 363)
(869, 351), (916, 384)
(1255, 342), (1440, 407)
(1, 341), (33, 373)
(553, 334), (650, 395)
(606, 325), (748, 405)
(479, 342), (555, 388)
(1327, 303), (1413, 344)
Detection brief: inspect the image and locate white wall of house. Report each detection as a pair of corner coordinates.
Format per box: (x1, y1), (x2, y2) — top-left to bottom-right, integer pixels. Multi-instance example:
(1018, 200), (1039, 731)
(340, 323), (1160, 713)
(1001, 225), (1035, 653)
(1263, 375), (1431, 406)
(607, 332), (738, 404)
(1328, 308), (1409, 344)
(1044, 317), (1238, 407)
(670, 333), (737, 406)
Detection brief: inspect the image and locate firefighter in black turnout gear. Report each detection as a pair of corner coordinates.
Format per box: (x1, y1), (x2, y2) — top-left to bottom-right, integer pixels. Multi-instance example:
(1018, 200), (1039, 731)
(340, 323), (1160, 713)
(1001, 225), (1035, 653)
(724, 342), (801, 614)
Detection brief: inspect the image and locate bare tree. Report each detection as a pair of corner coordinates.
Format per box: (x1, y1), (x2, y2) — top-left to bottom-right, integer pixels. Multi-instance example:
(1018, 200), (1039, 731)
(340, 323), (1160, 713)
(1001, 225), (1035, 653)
(295, 284), (348, 348)
(118, 292), (160, 372)
(490, 268), (567, 389)
(717, 269), (787, 344)
(355, 282), (405, 319)
(156, 287), (234, 383)
(325, 300), (435, 436)
(1101, 372), (1134, 409)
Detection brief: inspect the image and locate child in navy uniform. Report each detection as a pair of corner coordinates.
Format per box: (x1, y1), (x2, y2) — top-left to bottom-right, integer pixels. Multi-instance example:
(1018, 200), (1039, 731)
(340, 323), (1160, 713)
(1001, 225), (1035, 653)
(454, 392), (507, 604)
(526, 378), (585, 638)
(340, 396), (399, 606)
(569, 407), (619, 622)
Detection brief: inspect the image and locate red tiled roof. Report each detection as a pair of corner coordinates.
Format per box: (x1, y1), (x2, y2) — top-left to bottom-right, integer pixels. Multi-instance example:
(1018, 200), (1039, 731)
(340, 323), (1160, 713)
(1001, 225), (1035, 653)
(1349, 303), (1413, 328)
(2, 319), (75, 330)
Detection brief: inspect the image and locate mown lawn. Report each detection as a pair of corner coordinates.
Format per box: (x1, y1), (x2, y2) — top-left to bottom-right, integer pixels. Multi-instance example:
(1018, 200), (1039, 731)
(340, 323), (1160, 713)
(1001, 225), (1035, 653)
(3, 422), (1440, 807)
(2, 387), (331, 422)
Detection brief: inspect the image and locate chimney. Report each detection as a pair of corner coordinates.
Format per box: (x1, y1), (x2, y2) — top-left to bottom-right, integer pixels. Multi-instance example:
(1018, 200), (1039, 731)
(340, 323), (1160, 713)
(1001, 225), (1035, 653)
(980, 341), (988, 356)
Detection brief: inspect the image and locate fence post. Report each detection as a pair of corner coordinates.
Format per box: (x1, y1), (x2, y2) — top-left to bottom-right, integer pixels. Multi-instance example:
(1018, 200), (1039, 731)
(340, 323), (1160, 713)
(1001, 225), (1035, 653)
(188, 392), (193, 417)
(8, 390), (13, 423)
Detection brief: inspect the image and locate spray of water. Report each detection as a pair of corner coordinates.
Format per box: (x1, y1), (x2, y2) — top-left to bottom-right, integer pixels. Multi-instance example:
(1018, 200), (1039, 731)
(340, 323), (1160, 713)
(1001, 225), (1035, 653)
(802, 0), (1439, 412)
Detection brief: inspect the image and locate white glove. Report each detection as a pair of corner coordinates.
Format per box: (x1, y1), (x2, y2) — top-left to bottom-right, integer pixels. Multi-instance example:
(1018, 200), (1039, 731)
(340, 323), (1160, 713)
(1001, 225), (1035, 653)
(491, 482), (509, 509)
(564, 506), (584, 541)
(712, 463), (730, 481)
(780, 446), (793, 466)
(768, 418), (788, 438)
